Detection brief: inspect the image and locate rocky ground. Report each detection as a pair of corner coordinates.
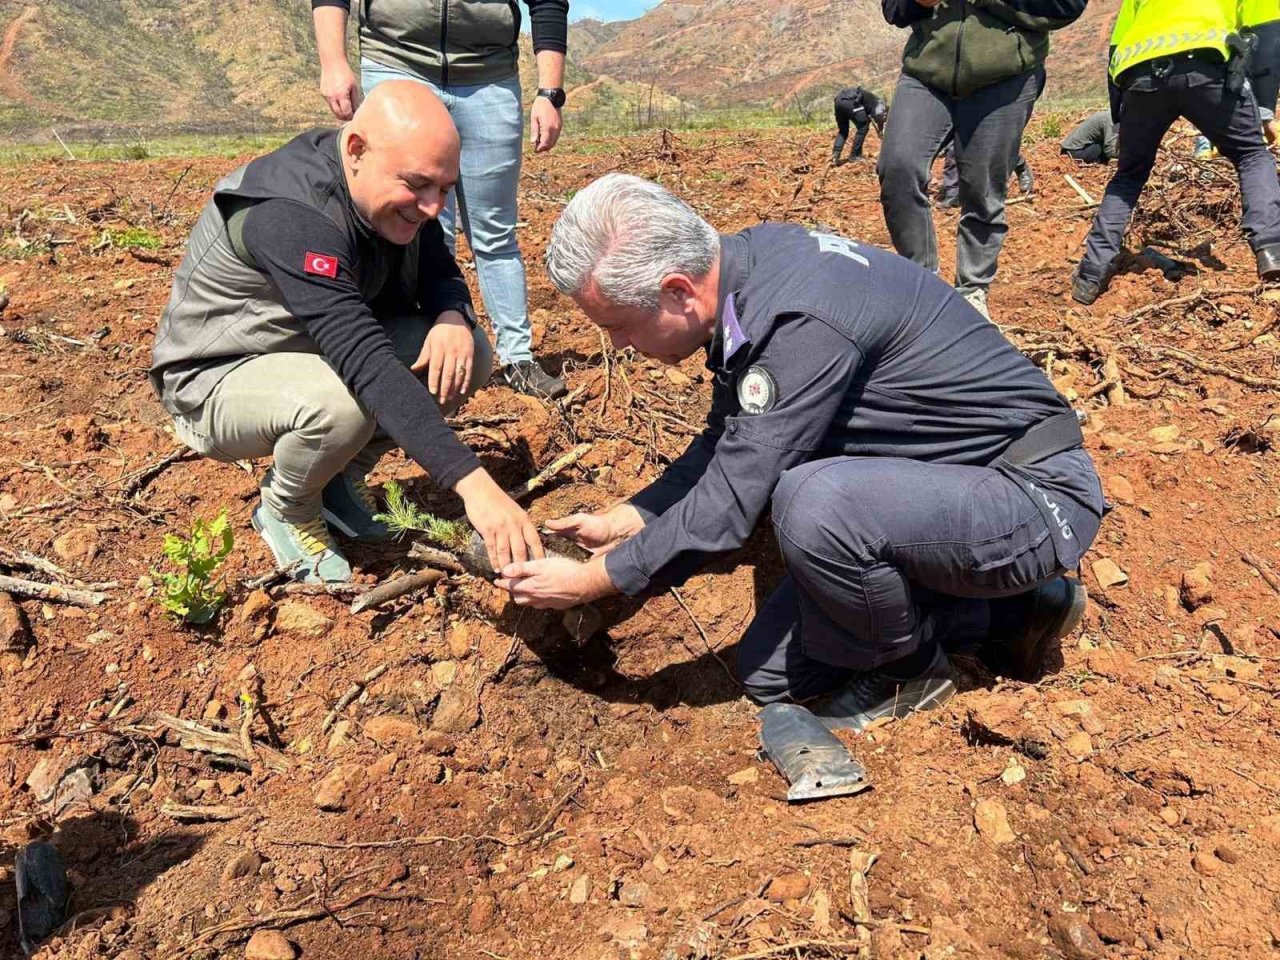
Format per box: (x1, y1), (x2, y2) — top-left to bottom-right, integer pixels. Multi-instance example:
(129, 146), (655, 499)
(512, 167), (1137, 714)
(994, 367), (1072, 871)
(0, 121), (1279, 960)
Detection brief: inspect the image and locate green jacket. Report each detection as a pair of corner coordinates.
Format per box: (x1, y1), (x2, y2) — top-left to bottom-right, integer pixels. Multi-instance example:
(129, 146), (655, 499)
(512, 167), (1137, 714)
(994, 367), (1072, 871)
(359, 0), (524, 86)
(891, 0), (1085, 98)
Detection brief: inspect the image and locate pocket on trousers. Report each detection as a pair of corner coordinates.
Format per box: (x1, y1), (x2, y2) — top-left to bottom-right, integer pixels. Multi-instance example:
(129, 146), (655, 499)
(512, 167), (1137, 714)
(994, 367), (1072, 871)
(965, 472), (1051, 573)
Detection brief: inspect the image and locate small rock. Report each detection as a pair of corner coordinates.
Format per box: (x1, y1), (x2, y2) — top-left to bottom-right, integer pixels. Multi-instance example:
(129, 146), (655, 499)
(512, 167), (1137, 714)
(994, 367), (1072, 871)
(1091, 558), (1128, 589)
(1048, 914), (1105, 960)
(273, 601), (333, 639)
(1180, 563), (1213, 611)
(367, 752), (399, 782)
(1192, 852), (1222, 877)
(1214, 842), (1240, 865)
(1158, 807), (1181, 827)
(1063, 731), (1093, 760)
(364, 715), (419, 746)
(244, 930), (297, 960)
(378, 859), (409, 887)
(313, 764), (364, 812)
(431, 682), (478, 734)
(222, 851), (263, 884)
(467, 895), (497, 932)
(766, 872), (810, 902)
(974, 798), (1016, 844)
(665, 368), (692, 386)
(239, 590), (273, 623)
(447, 623), (471, 659)
(599, 913), (648, 947)
(618, 878), (651, 908)
(52, 526), (99, 562)
(203, 700), (227, 722)
(569, 874), (592, 904)
(431, 659), (458, 687)
(1089, 909), (1133, 946)
(327, 719), (354, 753)
(0, 594), (31, 652)
(870, 923), (906, 957)
(1106, 475), (1135, 506)
(1148, 424), (1180, 443)
(727, 767), (759, 786)
(1001, 759), (1027, 786)
(553, 854), (574, 872)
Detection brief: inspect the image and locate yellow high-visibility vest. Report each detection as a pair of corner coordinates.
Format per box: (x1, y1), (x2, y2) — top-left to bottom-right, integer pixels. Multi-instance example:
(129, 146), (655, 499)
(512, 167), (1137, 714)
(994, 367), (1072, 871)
(1109, 0), (1240, 80)
(1242, 0), (1280, 28)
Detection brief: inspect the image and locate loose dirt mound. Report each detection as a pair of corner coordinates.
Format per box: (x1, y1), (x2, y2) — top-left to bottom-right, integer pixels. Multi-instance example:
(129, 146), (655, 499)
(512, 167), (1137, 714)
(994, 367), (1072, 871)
(1, 125), (1279, 960)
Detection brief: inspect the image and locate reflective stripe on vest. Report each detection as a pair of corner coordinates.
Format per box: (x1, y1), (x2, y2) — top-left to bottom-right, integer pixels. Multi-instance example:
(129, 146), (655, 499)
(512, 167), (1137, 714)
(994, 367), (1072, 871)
(1110, 28), (1229, 75)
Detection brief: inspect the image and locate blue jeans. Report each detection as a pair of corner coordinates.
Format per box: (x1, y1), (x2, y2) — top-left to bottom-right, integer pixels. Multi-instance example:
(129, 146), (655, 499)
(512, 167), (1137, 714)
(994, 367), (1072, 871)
(362, 61), (532, 365)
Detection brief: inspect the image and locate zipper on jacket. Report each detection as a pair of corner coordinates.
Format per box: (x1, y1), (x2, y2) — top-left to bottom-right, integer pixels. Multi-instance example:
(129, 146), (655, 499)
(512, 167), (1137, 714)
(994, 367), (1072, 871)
(952, 0), (965, 95)
(441, 0), (450, 86)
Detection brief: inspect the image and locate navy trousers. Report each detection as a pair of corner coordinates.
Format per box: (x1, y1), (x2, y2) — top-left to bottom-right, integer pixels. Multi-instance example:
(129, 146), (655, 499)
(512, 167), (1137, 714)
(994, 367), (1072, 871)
(735, 453), (1099, 704)
(1079, 56), (1280, 284)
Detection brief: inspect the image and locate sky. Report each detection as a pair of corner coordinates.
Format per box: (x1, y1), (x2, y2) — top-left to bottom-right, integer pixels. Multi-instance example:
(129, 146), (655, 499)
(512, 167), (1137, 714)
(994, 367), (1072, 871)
(569, 0), (662, 23)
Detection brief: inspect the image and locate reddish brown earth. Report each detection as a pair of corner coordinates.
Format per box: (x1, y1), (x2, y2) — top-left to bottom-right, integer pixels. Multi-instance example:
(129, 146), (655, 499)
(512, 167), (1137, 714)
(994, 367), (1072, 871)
(1, 122), (1280, 960)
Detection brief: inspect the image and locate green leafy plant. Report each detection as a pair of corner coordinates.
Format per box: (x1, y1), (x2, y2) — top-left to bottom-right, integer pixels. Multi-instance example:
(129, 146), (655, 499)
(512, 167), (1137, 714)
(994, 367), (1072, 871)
(1040, 115), (1063, 141)
(154, 510), (235, 624)
(96, 226), (163, 250)
(374, 481), (472, 549)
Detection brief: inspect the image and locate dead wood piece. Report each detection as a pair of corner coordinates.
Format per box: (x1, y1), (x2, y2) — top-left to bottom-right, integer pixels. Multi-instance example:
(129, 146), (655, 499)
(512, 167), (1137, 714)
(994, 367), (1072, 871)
(239, 562), (300, 590)
(119, 447), (194, 499)
(1063, 174), (1096, 206)
(1242, 551), (1280, 595)
(793, 836), (865, 848)
(504, 441), (593, 502)
(0, 573), (107, 607)
(281, 581), (364, 598)
(321, 664), (388, 733)
(150, 712), (290, 772)
(0, 547), (82, 585)
(407, 542), (467, 573)
(1115, 285), (1259, 326)
(350, 569), (445, 614)
(1142, 344), (1280, 389)
(1101, 356), (1127, 407)
(159, 801), (249, 823)
(127, 248), (172, 267)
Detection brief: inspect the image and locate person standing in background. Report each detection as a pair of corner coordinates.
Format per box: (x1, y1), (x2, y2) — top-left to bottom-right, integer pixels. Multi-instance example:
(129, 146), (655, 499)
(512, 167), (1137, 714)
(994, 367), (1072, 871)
(312, 0), (571, 400)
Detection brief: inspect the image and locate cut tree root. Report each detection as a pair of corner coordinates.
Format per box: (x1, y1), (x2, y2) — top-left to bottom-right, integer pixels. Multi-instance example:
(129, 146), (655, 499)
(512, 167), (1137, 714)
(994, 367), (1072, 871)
(0, 573), (107, 607)
(1242, 551), (1280, 595)
(350, 569), (445, 614)
(407, 542), (467, 574)
(150, 712), (290, 773)
(505, 441), (592, 502)
(321, 664), (388, 733)
(1141, 344), (1280, 389)
(118, 447), (195, 499)
(159, 801), (250, 822)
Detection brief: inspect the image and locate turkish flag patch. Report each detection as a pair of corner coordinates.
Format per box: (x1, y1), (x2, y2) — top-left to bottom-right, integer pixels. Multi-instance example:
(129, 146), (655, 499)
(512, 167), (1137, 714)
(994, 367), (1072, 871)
(303, 251), (339, 278)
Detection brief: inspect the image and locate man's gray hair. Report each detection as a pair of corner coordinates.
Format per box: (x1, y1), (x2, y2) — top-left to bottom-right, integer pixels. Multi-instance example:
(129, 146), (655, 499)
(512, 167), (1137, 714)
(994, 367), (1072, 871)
(546, 173), (720, 311)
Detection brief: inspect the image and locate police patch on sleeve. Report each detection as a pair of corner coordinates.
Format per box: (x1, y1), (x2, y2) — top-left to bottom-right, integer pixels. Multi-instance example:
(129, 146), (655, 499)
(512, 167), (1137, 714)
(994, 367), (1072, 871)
(737, 366), (778, 415)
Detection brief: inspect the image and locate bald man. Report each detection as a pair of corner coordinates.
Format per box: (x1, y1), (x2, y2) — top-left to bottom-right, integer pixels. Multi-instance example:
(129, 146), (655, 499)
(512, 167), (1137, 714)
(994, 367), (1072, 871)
(151, 81), (543, 583)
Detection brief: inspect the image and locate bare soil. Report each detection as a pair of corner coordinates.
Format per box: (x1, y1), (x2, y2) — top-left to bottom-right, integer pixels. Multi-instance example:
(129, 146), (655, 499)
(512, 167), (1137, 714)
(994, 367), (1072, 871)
(1, 123), (1280, 960)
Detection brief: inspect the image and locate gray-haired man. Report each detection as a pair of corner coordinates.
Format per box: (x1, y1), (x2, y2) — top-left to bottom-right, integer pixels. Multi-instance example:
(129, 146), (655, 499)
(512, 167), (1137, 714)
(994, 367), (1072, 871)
(497, 174), (1103, 727)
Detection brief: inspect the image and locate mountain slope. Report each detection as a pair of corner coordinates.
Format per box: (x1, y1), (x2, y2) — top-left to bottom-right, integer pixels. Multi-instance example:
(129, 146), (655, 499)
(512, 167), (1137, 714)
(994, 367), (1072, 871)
(581, 0), (1122, 106)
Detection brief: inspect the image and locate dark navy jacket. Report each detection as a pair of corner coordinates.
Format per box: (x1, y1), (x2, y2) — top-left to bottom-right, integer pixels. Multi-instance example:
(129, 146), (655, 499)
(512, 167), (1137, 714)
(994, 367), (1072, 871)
(604, 224), (1105, 596)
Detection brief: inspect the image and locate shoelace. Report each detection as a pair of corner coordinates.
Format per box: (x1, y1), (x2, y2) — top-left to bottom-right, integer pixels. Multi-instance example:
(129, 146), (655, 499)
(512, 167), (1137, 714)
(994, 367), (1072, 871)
(292, 516), (336, 556)
(350, 477), (378, 515)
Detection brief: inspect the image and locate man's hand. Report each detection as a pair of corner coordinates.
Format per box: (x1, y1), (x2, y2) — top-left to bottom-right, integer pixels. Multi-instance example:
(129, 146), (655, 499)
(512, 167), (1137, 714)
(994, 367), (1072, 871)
(496, 556), (614, 610)
(454, 469), (544, 571)
(545, 503), (645, 556)
(320, 62), (362, 121)
(531, 97), (563, 153)
(412, 311), (474, 406)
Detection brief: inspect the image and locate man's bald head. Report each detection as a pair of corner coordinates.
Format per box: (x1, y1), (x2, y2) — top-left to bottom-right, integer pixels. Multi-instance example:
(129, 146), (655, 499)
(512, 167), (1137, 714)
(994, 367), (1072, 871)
(341, 80), (460, 245)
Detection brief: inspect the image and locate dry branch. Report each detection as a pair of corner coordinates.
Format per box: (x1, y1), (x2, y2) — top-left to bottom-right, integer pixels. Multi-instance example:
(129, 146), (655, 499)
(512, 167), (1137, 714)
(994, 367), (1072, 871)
(0, 573), (107, 607)
(407, 542), (467, 573)
(159, 801), (250, 822)
(321, 664), (388, 733)
(350, 569), (445, 614)
(151, 712), (290, 772)
(1242, 551), (1280, 595)
(504, 442), (592, 502)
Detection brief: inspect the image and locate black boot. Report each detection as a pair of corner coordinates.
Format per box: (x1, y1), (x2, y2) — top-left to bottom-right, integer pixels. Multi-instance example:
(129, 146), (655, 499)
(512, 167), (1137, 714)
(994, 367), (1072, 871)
(810, 642), (957, 732)
(983, 576), (1088, 681)
(501, 359), (567, 399)
(1257, 244), (1280, 281)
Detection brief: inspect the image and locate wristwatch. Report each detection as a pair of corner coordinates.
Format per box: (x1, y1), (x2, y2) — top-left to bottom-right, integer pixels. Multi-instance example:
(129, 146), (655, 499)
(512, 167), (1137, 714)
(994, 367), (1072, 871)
(536, 87), (566, 110)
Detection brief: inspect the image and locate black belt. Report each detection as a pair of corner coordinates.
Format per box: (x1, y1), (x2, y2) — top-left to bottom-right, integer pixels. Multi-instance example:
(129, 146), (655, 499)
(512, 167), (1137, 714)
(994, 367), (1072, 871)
(993, 411), (1083, 469)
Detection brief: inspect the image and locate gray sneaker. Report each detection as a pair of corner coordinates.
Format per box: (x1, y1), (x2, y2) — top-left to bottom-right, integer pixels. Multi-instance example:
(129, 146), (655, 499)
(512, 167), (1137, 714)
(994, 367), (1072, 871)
(322, 472), (392, 543)
(251, 503), (352, 583)
(961, 287), (991, 322)
(811, 644), (957, 732)
(501, 360), (567, 400)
